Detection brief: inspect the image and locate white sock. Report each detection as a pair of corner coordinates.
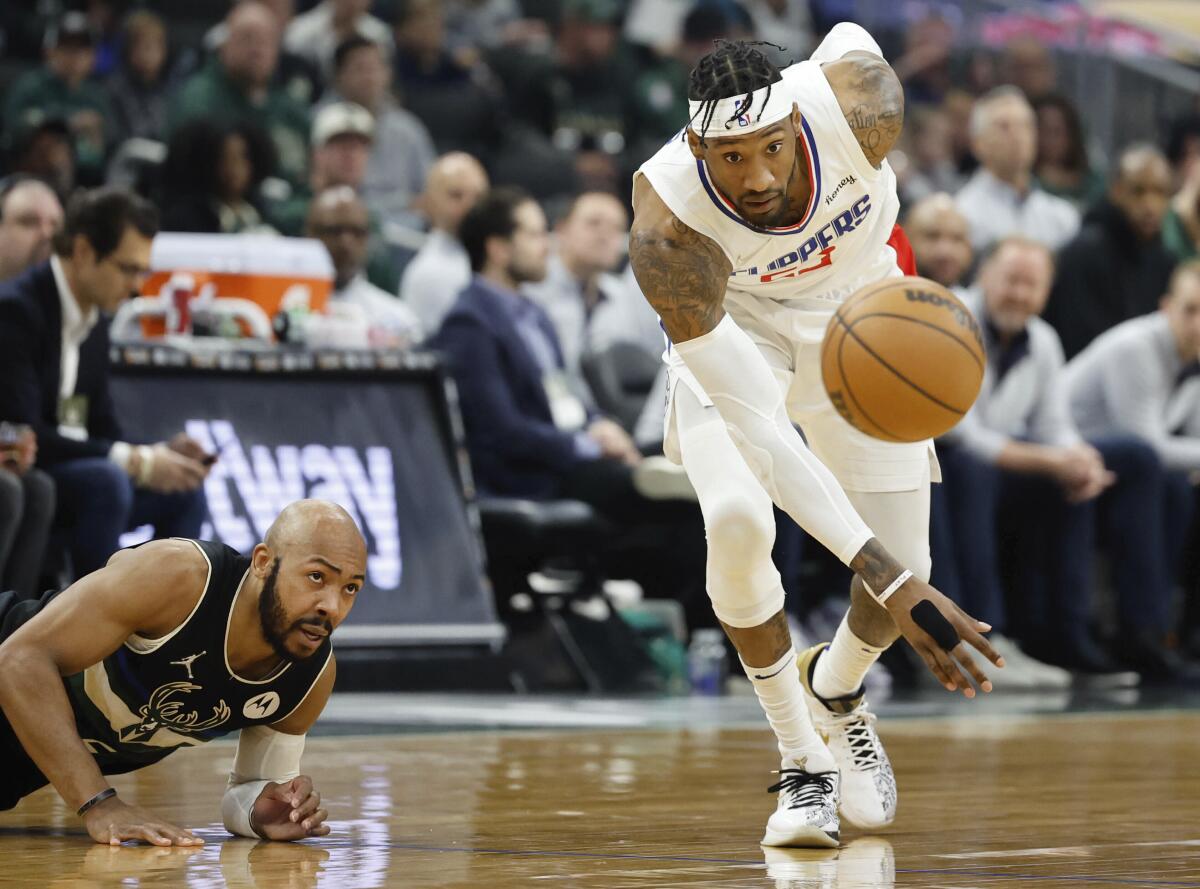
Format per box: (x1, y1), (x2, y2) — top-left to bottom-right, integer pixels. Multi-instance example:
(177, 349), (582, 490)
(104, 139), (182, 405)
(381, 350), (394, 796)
(742, 649), (834, 768)
(812, 615), (886, 700)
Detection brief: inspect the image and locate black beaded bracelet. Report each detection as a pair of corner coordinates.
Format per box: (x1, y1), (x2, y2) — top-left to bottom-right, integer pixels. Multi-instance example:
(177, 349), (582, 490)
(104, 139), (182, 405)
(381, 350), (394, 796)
(77, 787), (117, 818)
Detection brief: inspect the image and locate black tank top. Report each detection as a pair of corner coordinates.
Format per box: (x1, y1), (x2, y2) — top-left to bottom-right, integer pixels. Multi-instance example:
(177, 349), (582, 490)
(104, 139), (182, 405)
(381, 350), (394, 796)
(38, 539), (331, 775)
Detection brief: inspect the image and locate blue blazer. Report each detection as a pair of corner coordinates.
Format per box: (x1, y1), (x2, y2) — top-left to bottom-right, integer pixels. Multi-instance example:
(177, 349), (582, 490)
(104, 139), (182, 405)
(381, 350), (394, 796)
(433, 277), (590, 499)
(0, 262), (123, 467)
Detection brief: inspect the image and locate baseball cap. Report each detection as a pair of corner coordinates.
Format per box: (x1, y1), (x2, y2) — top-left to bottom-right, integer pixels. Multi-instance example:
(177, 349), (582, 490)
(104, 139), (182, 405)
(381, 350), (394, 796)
(46, 11), (97, 49)
(311, 102), (375, 148)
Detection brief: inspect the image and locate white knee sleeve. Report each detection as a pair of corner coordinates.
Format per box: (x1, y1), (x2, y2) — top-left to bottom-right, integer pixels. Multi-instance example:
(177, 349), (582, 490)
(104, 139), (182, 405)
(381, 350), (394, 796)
(673, 315), (873, 565)
(677, 387), (785, 628)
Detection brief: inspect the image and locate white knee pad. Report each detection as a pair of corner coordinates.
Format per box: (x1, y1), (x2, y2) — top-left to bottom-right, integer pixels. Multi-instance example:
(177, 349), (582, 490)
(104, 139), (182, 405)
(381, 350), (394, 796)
(676, 388), (786, 629)
(673, 316), (873, 565)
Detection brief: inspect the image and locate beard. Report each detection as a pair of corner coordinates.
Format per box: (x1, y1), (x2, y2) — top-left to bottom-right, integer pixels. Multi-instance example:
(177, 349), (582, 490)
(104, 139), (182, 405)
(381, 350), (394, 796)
(258, 559), (333, 663)
(735, 160), (800, 234)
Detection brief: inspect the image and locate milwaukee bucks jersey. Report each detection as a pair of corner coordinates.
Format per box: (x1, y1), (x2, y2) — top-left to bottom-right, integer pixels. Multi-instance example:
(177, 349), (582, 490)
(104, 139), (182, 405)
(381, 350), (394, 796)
(3, 539), (332, 778)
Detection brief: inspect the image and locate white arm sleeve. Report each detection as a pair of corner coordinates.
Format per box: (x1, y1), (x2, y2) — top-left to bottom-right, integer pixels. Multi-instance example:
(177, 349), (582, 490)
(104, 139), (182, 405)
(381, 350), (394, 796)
(809, 22), (884, 62)
(221, 726), (306, 838)
(673, 315), (874, 565)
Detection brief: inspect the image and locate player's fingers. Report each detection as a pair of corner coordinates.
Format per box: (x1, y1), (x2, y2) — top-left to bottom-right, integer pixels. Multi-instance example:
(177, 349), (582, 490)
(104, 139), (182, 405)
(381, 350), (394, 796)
(307, 823), (332, 837)
(913, 639), (956, 691)
(960, 623), (1004, 669)
(290, 792), (320, 821)
(930, 645), (972, 696)
(301, 808), (328, 832)
(288, 775), (314, 804)
(133, 826), (171, 846)
(951, 643), (992, 694)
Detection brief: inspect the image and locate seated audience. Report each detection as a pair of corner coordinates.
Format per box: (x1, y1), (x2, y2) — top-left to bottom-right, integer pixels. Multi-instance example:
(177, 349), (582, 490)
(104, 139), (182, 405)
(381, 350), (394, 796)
(104, 10), (176, 146)
(307, 187), (421, 347)
(904, 193), (973, 292)
(0, 425), (55, 597)
(1032, 94), (1105, 211)
(0, 188), (210, 579)
(322, 36), (436, 231)
(955, 86), (1079, 255)
(433, 188), (705, 620)
(161, 121), (277, 234)
(6, 120), (77, 202)
(1044, 144), (1175, 359)
(400, 152), (489, 333)
(897, 106), (963, 205)
(171, 2), (311, 186)
(204, 0), (322, 106)
(4, 12), (112, 186)
(0, 177), (64, 283)
(285, 0), (392, 80)
(933, 237), (1188, 683)
(523, 192), (661, 407)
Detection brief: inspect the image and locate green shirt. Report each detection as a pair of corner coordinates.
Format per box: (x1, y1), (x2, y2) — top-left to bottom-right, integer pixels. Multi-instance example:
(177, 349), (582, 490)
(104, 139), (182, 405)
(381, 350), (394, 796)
(4, 68), (113, 176)
(169, 61), (311, 185)
(1162, 208), (1198, 262)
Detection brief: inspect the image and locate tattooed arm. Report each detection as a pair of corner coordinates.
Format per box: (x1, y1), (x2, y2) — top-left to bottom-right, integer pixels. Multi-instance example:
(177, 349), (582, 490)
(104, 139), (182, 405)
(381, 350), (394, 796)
(629, 174), (732, 344)
(822, 51), (904, 169)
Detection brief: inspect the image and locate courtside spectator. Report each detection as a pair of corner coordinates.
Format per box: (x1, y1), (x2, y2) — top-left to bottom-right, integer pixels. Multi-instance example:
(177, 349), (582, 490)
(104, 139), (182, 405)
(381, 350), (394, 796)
(0, 177), (64, 283)
(956, 87), (1079, 254)
(161, 121), (278, 235)
(171, 2), (310, 185)
(322, 36), (436, 230)
(1045, 145), (1175, 359)
(286, 0), (392, 80)
(307, 187), (421, 347)
(0, 188), (210, 578)
(935, 237), (1181, 682)
(0, 425), (55, 598)
(400, 152), (489, 333)
(904, 193), (973, 292)
(4, 12), (112, 186)
(104, 10), (175, 145)
(1032, 94), (1105, 210)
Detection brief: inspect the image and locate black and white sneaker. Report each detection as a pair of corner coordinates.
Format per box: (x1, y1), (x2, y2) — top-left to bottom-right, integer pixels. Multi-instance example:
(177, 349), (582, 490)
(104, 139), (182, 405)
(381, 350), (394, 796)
(761, 756), (841, 848)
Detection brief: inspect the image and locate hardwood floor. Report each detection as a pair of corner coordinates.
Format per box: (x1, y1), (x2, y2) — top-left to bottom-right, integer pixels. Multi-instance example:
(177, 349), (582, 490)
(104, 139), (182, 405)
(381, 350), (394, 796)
(0, 711), (1197, 887)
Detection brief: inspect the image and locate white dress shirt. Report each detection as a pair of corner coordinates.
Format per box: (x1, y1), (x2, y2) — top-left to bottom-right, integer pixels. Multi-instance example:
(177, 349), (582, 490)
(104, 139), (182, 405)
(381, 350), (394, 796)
(955, 169), (1080, 254)
(399, 229), (472, 337)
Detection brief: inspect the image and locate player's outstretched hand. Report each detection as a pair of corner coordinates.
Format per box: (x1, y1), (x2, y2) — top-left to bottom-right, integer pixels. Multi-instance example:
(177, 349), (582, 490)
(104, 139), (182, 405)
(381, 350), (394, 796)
(884, 578), (1005, 697)
(251, 776), (330, 841)
(83, 795), (204, 846)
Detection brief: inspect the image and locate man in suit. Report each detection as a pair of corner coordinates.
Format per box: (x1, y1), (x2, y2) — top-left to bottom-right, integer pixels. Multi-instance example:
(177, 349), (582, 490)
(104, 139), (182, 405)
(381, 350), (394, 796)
(0, 187), (211, 579)
(434, 187), (706, 623)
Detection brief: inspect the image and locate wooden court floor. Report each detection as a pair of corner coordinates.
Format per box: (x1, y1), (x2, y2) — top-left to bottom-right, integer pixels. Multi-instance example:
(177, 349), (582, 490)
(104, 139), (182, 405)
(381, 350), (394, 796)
(0, 710), (1197, 888)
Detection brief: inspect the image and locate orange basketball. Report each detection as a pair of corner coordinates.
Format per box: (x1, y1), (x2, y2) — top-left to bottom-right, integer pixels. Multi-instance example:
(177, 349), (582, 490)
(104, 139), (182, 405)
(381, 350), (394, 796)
(820, 276), (985, 443)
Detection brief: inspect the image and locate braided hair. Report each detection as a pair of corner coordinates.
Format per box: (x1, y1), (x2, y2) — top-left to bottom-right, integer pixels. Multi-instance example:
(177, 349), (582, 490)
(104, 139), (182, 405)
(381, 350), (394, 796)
(688, 40), (787, 147)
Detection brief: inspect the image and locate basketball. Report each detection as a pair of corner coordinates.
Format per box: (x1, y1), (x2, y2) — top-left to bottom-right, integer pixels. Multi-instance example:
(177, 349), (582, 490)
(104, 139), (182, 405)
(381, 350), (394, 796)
(820, 275), (985, 443)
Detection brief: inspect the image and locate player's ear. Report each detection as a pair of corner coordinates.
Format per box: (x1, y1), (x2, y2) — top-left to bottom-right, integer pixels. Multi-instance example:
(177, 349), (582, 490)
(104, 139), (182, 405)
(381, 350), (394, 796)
(790, 104), (801, 134)
(250, 543), (275, 577)
(686, 128), (705, 160)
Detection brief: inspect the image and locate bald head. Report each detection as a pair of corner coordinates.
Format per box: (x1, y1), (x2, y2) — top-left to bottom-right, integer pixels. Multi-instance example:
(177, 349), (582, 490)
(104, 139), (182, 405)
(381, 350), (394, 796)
(265, 499), (366, 564)
(1111, 143), (1171, 242)
(307, 186), (370, 286)
(422, 152), (488, 235)
(905, 193), (972, 289)
(0, 178), (63, 281)
(222, 1), (280, 90)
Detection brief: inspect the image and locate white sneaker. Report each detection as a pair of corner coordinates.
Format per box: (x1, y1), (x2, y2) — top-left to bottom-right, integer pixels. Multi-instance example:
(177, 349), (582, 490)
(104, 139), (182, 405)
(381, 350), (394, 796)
(987, 634), (1072, 689)
(797, 644), (897, 830)
(761, 755), (841, 848)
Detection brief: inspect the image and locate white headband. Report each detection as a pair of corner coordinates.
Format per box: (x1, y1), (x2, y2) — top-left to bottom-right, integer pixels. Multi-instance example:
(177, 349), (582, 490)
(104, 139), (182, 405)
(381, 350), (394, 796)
(687, 83), (794, 138)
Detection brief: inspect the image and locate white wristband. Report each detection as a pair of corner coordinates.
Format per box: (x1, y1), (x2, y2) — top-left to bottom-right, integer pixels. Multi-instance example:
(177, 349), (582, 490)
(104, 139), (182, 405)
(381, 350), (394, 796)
(222, 779), (272, 838)
(875, 569), (912, 605)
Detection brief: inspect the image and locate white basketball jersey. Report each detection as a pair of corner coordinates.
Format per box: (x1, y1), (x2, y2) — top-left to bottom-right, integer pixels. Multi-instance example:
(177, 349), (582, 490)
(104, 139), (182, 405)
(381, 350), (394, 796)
(637, 59), (903, 343)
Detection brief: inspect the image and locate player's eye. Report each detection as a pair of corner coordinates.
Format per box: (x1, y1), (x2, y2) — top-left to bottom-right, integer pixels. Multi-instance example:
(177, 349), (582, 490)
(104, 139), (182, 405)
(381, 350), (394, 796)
(767, 142), (783, 154)
(723, 153), (741, 164)
(308, 571), (323, 583)
(345, 584), (359, 596)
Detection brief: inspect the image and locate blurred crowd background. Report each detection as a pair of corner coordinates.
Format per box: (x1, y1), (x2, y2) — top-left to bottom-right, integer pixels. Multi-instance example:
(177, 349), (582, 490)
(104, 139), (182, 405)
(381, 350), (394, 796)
(4, 0), (1200, 694)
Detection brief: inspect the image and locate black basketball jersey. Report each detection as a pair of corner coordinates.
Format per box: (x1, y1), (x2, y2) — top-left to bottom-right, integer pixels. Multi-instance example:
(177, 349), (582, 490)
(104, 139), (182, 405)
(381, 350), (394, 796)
(24, 539), (332, 776)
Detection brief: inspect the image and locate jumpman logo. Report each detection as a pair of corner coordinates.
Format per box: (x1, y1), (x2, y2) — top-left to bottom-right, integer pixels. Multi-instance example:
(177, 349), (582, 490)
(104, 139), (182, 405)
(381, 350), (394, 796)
(170, 651), (207, 680)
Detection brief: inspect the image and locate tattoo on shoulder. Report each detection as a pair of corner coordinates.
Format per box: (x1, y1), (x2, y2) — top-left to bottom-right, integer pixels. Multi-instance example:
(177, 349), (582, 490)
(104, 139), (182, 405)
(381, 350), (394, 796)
(629, 215), (732, 342)
(839, 57), (904, 169)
